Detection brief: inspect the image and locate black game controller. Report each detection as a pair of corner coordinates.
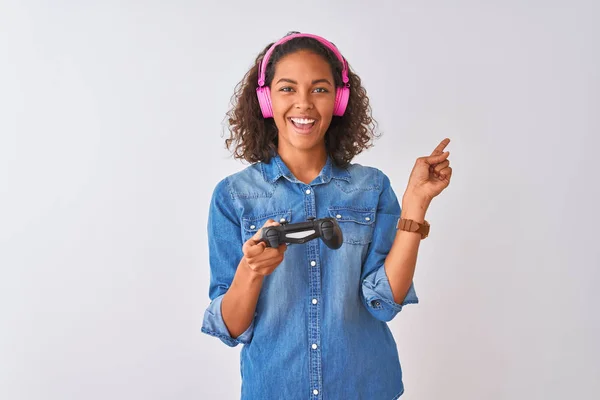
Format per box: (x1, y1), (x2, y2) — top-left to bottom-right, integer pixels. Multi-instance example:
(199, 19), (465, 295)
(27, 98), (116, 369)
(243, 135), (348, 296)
(259, 217), (343, 249)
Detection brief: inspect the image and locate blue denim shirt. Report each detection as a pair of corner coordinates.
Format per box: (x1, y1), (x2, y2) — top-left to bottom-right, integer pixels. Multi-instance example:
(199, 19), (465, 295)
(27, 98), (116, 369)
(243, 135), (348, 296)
(201, 154), (419, 399)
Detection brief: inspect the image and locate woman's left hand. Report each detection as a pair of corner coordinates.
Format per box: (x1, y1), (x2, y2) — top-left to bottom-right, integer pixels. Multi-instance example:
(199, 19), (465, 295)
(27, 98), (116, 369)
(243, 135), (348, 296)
(404, 138), (453, 205)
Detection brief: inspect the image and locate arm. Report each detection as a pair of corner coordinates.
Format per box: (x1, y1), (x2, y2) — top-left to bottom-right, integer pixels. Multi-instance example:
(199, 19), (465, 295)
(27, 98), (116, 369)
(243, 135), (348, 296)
(201, 179), (253, 347)
(385, 138), (453, 304)
(221, 225), (286, 338)
(360, 139), (452, 321)
(201, 177), (286, 345)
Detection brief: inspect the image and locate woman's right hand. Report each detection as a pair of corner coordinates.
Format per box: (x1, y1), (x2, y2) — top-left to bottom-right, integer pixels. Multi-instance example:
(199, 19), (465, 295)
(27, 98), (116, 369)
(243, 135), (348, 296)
(242, 219), (287, 277)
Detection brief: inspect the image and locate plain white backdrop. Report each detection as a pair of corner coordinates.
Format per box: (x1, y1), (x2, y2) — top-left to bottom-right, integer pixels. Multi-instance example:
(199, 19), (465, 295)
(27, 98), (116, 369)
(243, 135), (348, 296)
(1, 1), (599, 399)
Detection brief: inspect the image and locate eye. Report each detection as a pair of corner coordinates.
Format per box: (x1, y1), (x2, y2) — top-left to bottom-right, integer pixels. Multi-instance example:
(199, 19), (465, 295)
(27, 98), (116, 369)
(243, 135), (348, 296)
(313, 87), (329, 93)
(279, 87), (294, 92)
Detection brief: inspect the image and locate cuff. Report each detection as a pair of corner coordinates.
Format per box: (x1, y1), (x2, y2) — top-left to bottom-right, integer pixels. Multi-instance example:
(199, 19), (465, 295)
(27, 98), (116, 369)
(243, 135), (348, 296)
(362, 265), (419, 322)
(201, 295), (254, 347)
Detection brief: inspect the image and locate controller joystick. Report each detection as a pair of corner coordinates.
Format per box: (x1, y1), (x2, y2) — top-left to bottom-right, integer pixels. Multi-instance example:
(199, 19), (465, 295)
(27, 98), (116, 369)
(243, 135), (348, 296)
(259, 217), (343, 249)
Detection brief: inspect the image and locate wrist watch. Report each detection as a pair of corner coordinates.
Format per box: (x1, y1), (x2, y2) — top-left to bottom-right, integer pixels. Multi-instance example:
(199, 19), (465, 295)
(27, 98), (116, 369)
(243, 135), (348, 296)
(396, 218), (430, 239)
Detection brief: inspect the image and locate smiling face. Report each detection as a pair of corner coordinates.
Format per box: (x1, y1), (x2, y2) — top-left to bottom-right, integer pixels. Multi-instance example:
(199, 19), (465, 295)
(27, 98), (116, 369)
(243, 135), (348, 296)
(269, 50), (336, 158)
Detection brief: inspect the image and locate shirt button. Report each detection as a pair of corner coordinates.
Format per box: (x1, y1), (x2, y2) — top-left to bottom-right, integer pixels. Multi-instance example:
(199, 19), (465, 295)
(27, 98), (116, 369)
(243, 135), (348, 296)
(250, 225), (256, 229)
(312, 298), (318, 304)
(312, 344), (318, 349)
(336, 214), (341, 219)
(279, 218), (286, 223)
(365, 217), (371, 221)
(305, 189), (311, 194)
(313, 389), (319, 395)
(310, 261), (316, 267)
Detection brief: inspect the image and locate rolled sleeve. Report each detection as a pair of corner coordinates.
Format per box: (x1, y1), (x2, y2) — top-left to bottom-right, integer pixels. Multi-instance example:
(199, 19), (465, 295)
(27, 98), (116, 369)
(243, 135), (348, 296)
(201, 295), (254, 347)
(362, 265), (419, 322)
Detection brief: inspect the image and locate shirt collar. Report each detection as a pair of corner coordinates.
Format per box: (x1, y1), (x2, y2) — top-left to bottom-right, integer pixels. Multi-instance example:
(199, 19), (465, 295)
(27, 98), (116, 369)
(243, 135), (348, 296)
(261, 153), (351, 185)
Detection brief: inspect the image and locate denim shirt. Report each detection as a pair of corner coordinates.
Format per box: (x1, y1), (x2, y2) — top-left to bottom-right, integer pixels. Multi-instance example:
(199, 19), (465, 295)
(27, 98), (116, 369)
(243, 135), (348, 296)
(201, 154), (419, 400)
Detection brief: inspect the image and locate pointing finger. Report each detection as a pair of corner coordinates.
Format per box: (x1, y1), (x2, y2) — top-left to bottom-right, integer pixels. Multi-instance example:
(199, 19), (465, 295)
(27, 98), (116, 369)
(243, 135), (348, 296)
(431, 138), (451, 156)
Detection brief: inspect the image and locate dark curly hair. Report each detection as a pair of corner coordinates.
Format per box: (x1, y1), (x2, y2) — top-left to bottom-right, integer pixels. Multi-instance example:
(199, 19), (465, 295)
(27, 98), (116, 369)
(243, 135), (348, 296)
(223, 32), (379, 167)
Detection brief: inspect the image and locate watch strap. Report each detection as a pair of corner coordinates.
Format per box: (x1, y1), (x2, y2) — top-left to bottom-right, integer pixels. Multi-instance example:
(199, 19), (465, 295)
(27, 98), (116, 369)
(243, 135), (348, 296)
(396, 218), (430, 239)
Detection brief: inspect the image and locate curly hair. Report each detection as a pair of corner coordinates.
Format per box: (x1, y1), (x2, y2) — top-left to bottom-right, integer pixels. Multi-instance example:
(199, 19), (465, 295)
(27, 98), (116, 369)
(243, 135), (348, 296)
(223, 33), (379, 167)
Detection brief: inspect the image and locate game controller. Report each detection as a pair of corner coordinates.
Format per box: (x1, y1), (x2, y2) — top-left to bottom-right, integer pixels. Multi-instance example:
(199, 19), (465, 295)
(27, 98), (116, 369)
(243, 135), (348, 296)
(259, 217), (343, 249)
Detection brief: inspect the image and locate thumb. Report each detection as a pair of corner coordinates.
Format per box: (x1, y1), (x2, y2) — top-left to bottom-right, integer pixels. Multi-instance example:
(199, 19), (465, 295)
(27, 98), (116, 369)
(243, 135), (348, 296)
(262, 218), (279, 228)
(252, 219), (279, 241)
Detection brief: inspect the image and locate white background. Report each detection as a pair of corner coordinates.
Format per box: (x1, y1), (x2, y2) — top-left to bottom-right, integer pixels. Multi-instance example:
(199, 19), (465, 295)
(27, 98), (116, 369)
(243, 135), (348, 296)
(1, 1), (599, 399)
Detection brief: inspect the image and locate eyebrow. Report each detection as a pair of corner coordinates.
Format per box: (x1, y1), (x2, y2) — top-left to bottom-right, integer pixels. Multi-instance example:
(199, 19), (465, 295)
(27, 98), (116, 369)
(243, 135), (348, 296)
(276, 78), (333, 86)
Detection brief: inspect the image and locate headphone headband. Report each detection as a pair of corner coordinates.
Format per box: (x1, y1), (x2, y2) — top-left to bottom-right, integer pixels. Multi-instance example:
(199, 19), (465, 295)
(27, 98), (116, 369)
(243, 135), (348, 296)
(257, 33), (349, 87)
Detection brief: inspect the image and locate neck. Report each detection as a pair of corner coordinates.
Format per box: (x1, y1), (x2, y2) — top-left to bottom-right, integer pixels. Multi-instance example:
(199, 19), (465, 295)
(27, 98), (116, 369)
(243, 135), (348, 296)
(278, 146), (327, 184)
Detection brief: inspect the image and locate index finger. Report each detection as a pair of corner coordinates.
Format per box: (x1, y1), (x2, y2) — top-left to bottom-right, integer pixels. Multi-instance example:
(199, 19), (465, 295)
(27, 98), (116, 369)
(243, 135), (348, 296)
(431, 138), (451, 156)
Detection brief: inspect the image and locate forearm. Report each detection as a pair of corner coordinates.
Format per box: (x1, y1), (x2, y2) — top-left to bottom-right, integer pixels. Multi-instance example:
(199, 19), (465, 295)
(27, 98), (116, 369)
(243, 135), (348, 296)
(383, 195), (430, 304)
(221, 259), (264, 338)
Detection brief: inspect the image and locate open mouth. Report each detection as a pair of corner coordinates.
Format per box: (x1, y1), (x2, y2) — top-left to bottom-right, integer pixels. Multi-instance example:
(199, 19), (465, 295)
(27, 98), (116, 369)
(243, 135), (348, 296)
(289, 117), (316, 132)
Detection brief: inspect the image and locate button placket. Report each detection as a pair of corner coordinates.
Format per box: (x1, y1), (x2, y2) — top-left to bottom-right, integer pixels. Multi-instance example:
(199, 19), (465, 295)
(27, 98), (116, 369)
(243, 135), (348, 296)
(304, 183), (321, 398)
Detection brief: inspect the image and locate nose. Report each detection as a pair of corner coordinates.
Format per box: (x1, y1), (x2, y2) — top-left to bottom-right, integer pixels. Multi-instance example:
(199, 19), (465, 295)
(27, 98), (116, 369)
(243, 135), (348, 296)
(294, 91), (314, 110)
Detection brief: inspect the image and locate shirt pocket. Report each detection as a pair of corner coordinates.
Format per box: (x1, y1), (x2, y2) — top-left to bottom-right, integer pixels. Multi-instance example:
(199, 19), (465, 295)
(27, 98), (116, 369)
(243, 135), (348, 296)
(328, 207), (375, 245)
(241, 210), (293, 243)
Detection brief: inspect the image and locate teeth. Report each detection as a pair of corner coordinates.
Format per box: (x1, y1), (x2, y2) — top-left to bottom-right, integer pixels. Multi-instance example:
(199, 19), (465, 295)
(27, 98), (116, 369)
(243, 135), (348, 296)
(290, 118), (315, 125)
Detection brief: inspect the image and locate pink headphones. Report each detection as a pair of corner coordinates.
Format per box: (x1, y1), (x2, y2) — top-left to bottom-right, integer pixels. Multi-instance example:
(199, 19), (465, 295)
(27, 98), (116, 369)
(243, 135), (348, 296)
(256, 32), (350, 118)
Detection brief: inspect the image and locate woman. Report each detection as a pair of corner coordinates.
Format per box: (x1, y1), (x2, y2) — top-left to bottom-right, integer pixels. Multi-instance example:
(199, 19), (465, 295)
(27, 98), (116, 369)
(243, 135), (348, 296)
(201, 31), (452, 399)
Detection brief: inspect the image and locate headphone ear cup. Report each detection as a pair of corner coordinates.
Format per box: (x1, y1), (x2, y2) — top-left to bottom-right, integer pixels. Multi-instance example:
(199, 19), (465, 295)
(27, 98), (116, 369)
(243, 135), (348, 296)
(333, 86), (350, 116)
(256, 86), (273, 118)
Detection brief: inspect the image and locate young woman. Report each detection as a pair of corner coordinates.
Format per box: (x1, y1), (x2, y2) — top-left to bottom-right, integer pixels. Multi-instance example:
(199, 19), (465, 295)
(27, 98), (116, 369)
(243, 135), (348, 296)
(201, 31), (452, 399)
